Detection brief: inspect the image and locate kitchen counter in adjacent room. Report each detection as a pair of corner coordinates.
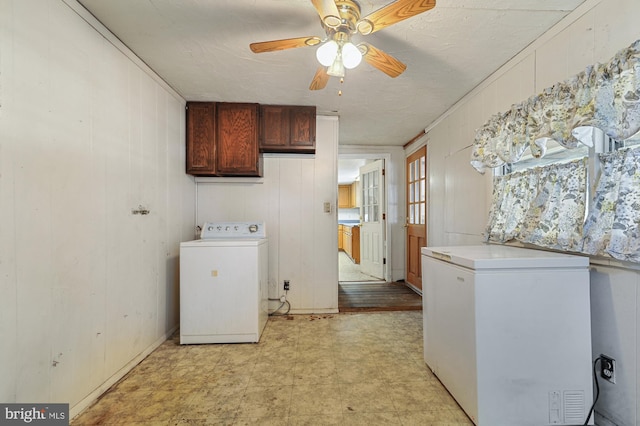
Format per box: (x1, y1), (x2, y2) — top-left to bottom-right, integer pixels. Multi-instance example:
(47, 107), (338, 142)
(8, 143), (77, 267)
(339, 224), (360, 264)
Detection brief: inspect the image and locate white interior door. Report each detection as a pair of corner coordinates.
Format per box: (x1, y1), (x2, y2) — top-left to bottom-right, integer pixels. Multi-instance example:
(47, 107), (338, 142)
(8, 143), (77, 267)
(359, 160), (385, 279)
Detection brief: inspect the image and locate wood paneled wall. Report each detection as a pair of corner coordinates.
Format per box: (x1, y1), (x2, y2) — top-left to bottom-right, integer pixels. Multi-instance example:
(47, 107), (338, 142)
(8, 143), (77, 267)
(421, 0), (640, 424)
(0, 0), (194, 417)
(196, 116), (339, 313)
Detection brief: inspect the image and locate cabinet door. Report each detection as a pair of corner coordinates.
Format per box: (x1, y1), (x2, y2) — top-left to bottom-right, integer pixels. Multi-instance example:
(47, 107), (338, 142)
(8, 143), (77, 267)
(186, 102), (216, 175)
(216, 103), (262, 176)
(350, 181), (358, 207)
(289, 106), (316, 152)
(351, 226), (360, 264)
(259, 105), (289, 151)
(259, 105), (316, 153)
(344, 227), (352, 258)
(338, 185), (351, 208)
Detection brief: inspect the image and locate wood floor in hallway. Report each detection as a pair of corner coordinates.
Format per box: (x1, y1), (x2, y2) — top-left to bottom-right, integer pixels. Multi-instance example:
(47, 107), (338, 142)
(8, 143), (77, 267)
(338, 281), (422, 312)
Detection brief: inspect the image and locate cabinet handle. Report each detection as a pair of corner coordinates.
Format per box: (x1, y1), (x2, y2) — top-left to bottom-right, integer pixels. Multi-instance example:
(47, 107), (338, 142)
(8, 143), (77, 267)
(431, 251), (451, 261)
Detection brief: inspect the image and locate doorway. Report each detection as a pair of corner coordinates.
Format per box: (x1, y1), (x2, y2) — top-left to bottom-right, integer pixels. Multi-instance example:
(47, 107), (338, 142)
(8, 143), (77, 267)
(405, 146), (427, 292)
(337, 157), (386, 283)
(337, 152), (422, 312)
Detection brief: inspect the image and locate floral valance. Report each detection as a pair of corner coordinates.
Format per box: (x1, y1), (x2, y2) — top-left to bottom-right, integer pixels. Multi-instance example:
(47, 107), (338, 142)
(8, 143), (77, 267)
(486, 158), (587, 252)
(486, 147), (640, 263)
(583, 147), (640, 262)
(471, 39), (640, 174)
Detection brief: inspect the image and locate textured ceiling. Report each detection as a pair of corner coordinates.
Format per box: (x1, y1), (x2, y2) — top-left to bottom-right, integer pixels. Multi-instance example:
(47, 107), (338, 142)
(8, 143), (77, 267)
(76, 0), (585, 146)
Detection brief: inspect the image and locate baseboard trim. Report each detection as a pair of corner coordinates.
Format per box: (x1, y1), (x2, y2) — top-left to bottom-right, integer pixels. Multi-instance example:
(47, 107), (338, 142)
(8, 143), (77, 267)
(70, 325), (178, 420)
(285, 308), (339, 315)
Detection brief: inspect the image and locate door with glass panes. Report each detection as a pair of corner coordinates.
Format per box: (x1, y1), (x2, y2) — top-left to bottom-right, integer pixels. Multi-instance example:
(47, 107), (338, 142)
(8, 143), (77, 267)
(359, 160), (385, 280)
(406, 147), (426, 290)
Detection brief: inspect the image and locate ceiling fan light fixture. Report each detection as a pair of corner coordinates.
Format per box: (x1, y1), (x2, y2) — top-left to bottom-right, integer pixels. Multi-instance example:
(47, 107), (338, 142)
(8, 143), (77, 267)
(251, 0), (434, 90)
(316, 40), (339, 66)
(327, 54), (345, 78)
(342, 42), (362, 69)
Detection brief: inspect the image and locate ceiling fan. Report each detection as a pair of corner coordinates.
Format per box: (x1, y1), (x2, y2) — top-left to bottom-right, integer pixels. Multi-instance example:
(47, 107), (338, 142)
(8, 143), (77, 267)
(249, 0), (436, 90)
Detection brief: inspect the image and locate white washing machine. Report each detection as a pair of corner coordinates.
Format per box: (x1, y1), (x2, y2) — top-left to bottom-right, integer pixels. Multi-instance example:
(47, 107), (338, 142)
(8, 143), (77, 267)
(179, 222), (268, 344)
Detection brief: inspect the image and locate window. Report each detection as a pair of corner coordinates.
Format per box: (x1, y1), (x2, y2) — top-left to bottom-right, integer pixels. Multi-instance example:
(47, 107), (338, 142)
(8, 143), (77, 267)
(408, 153), (426, 225)
(489, 126), (640, 262)
(361, 169), (379, 223)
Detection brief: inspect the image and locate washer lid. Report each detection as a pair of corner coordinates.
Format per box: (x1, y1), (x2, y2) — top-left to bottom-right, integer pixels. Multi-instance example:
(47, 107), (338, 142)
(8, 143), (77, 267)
(200, 222), (266, 239)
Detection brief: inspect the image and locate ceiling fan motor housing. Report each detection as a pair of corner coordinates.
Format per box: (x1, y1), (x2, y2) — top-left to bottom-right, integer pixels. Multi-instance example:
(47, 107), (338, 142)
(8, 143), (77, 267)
(332, 0), (362, 34)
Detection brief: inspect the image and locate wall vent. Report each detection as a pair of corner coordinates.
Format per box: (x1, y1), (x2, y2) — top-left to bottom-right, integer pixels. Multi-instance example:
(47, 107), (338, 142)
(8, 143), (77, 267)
(563, 390), (585, 424)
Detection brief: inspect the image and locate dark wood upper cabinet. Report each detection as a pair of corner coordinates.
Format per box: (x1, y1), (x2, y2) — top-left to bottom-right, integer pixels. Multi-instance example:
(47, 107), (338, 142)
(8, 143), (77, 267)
(185, 101), (262, 177)
(260, 105), (316, 154)
(186, 102), (216, 175)
(259, 105), (289, 151)
(216, 102), (262, 177)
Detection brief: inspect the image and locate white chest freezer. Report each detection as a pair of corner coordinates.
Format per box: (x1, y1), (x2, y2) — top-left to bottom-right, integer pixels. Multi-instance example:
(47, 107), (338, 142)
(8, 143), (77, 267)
(421, 245), (593, 426)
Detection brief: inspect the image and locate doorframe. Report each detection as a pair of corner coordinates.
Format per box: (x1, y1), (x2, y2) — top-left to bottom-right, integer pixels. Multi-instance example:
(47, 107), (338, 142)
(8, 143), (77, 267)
(405, 146), (427, 294)
(338, 151), (392, 283)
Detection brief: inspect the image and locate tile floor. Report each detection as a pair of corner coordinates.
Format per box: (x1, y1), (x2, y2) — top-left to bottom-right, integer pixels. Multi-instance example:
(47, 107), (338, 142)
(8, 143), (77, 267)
(338, 251), (381, 282)
(72, 312), (473, 425)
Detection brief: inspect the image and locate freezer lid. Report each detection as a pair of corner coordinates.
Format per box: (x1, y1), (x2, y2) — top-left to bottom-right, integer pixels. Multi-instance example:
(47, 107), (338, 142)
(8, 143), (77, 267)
(421, 245), (589, 269)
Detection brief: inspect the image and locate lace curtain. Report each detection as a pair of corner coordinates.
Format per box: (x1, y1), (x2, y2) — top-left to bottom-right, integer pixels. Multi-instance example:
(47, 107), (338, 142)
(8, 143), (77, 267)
(487, 149), (640, 262)
(486, 158), (587, 252)
(471, 39), (640, 174)
(583, 147), (640, 262)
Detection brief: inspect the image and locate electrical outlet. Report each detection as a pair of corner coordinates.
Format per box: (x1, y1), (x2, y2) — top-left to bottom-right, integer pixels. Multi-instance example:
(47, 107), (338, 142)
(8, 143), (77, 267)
(284, 280), (290, 291)
(600, 354), (616, 384)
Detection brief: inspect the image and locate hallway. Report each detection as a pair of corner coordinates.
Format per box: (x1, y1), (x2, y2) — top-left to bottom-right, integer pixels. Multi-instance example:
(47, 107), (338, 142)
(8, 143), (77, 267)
(338, 281), (422, 312)
(339, 251), (380, 282)
(339, 252), (422, 312)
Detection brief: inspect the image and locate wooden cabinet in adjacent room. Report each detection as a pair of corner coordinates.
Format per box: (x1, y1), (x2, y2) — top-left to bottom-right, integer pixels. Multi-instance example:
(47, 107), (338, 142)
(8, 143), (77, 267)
(342, 225), (360, 264)
(351, 225), (360, 264)
(343, 227), (351, 256)
(338, 185), (352, 208)
(350, 181), (358, 207)
(186, 101), (262, 177)
(259, 105), (316, 154)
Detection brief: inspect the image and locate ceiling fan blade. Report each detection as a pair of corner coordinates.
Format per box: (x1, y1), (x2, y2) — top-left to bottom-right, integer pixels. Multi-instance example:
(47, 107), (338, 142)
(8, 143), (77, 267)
(357, 0), (436, 35)
(360, 43), (407, 78)
(310, 0), (342, 28)
(250, 36), (321, 53)
(309, 66), (330, 90)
